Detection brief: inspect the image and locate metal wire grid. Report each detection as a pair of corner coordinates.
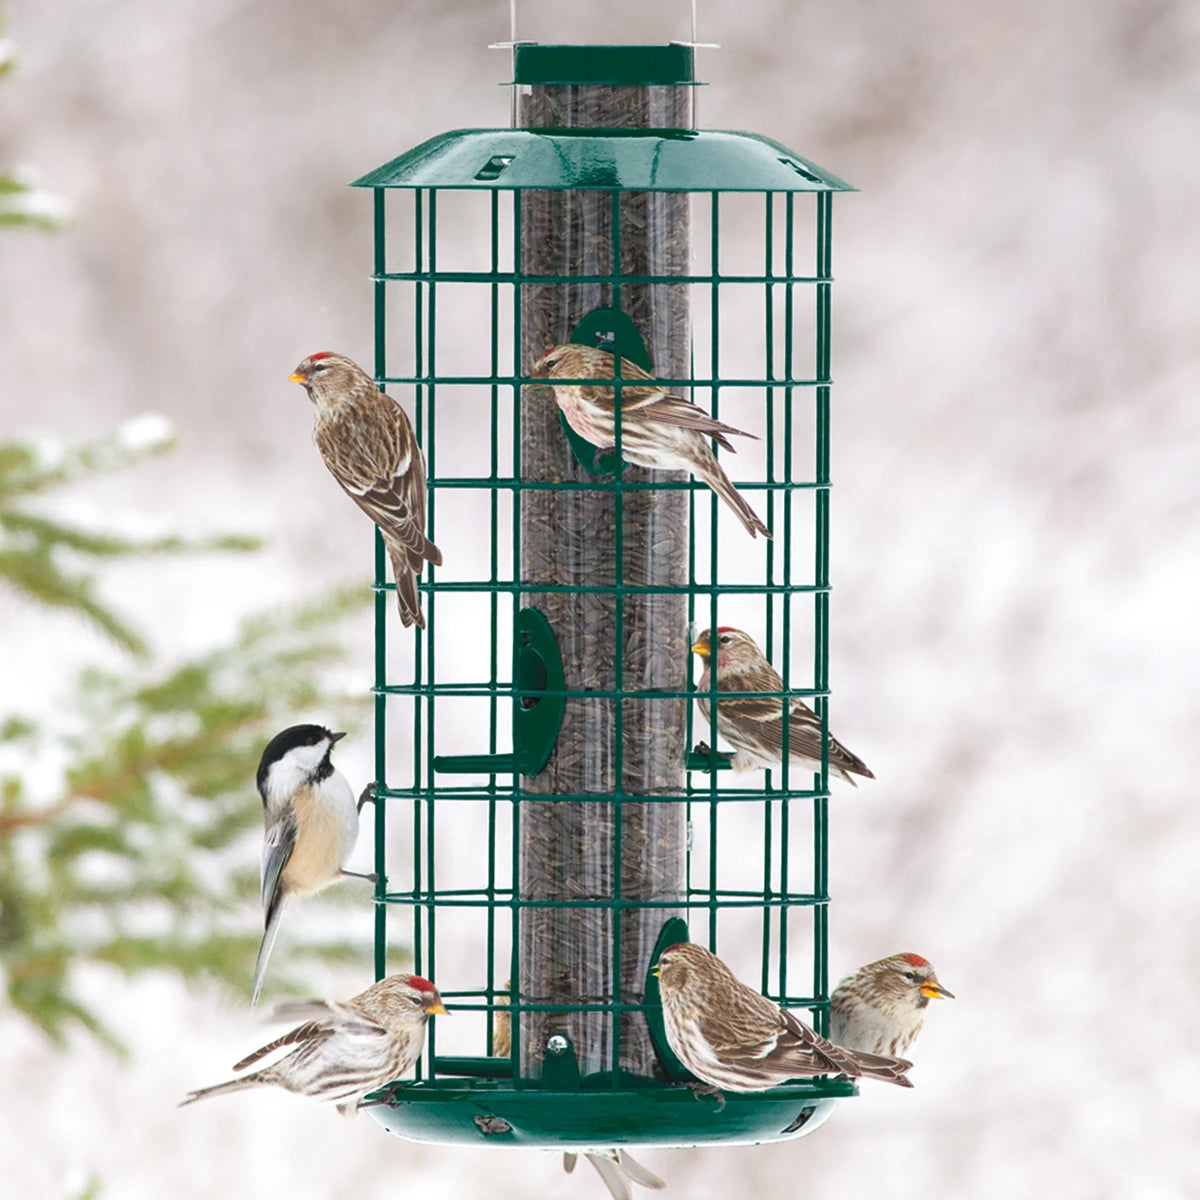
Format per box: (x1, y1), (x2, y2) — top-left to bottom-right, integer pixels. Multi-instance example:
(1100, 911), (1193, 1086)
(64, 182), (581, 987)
(369, 184), (836, 1085)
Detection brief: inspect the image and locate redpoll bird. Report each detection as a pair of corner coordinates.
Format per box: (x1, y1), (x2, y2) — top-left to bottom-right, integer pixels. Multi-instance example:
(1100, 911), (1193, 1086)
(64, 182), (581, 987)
(180, 973), (446, 1115)
(530, 344), (770, 539)
(289, 351), (442, 629)
(654, 943), (912, 1095)
(564, 1149), (666, 1200)
(691, 627), (874, 785)
(251, 724), (371, 1006)
(830, 953), (954, 1058)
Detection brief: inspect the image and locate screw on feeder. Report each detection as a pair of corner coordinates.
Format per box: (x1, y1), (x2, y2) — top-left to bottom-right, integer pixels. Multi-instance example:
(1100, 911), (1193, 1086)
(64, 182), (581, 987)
(546, 1033), (571, 1057)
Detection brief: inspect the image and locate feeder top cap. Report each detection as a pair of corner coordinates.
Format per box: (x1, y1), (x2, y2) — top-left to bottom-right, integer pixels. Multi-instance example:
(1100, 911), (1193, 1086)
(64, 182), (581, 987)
(511, 43), (696, 87)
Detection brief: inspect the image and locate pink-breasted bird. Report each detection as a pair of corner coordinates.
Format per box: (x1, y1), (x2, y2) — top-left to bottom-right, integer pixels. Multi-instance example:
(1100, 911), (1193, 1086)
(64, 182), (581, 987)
(830, 953), (954, 1058)
(691, 627), (873, 784)
(180, 973), (446, 1116)
(654, 943), (912, 1097)
(290, 351), (442, 629)
(529, 344), (770, 539)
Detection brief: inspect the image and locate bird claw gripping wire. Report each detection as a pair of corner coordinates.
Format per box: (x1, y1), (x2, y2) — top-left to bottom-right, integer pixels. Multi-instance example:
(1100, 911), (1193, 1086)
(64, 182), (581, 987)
(687, 1081), (727, 1112)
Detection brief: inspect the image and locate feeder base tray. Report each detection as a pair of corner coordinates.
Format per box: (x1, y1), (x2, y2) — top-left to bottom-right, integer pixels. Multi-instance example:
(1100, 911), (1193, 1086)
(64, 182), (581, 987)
(362, 1078), (855, 1148)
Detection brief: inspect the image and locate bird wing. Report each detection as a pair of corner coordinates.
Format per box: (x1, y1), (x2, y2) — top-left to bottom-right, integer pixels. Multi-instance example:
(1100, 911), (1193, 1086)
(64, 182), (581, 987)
(316, 394), (440, 571)
(775, 1008), (865, 1077)
(579, 378), (756, 454)
(231, 1021), (334, 1071)
(270, 997), (392, 1040)
(628, 391), (758, 450)
(713, 662), (792, 750)
(722, 689), (871, 782)
(260, 805), (297, 919)
(233, 998), (392, 1073)
(689, 986), (812, 1085)
(725, 696), (823, 765)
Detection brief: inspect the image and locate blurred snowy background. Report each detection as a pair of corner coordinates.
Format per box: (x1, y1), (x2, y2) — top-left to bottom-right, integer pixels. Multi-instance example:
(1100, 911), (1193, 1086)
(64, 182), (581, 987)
(3, 0), (1198, 1197)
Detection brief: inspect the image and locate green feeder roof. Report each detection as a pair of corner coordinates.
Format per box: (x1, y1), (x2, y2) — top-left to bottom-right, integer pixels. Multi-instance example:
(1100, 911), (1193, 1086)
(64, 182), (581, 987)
(350, 129), (854, 193)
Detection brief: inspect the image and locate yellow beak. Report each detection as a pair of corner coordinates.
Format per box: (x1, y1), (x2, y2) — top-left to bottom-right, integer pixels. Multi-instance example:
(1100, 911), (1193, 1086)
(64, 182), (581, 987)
(920, 981), (954, 1001)
(287, 371), (306, 384)
(690, 641), (710, 658)
(651, 965), (661, 977)
(425, 1001), (449, 1015)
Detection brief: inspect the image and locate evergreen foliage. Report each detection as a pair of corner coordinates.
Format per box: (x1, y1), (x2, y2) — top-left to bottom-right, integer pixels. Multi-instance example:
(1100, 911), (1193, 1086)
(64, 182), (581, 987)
(0, 431), (370, 1051)
(0, 11), (375, 1053)
(0, 18), (68, 231)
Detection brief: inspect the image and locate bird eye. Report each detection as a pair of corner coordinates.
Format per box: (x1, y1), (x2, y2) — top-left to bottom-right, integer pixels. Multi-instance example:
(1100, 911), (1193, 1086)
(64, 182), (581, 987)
(311, 362), (328, 372)
(904, 971), (917, 982)
(718, 635), (730, 646)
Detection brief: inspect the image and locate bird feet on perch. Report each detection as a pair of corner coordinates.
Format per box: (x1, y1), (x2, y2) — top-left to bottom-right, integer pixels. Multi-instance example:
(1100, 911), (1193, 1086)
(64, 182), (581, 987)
(357, 781), (378, 812)
(341, 869), (378, 884)
(688, 742), (733, 773)
(686, 1081), (726, 1112)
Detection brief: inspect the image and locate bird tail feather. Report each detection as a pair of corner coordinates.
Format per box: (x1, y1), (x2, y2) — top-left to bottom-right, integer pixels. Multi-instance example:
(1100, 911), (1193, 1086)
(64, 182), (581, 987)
(388, 549), (425, 629)
(616, 1150), (666, 1190)
(178, 1074), (262, 1108)
(584, 1154), (633, 1200)
(851, 1048), (915, 1088)
(251, 893), (288, 1007)
(699, 458), (771, 539)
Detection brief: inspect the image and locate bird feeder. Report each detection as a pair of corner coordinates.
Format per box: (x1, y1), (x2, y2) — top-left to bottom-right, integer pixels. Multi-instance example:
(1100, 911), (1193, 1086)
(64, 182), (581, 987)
(351, 41), (856, 1149)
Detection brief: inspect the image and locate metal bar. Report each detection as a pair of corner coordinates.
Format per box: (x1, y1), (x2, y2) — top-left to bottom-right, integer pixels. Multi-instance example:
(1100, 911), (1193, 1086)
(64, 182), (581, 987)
(813, 190), (834, 1032)
(378, 683), (830, 701)
(375, 269), (826, 286)
(707, 190), (720, 952)
(610, 186), (625, 1086)
(778, 192), (797, 1009)
(509, 187), (524, 1084)
(379, 893), (827, 910)
(372, 187), (389, 984)
(485, 187), (501, 1060)
(379, 372), (824, 389)
(411, 187), (425, 1032)
(423, 478), (823, 493)
(425, 187), (439, 1078)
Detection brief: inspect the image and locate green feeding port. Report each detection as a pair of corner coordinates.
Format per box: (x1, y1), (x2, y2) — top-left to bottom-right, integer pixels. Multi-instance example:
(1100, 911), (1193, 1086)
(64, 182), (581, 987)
(355, 43), (857, 1150)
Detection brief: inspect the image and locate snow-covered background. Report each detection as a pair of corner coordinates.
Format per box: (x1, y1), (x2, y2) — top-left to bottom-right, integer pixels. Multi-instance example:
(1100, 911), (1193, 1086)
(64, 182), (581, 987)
(3, 1), (1199, 1197)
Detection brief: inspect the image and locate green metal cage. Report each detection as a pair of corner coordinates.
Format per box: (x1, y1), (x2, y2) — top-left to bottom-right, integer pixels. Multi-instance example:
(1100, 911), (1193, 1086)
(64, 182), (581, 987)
(351, 44), (856, 1149)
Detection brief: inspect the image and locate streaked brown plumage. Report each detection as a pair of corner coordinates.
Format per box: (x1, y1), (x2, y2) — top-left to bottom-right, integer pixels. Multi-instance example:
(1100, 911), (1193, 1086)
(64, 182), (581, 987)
(490, 979), (511, 1058)
(180, 973), (446, 1116)
(290, 352), (442, 628)
(530, 343), (770, 539)
(831, 953), (954, 1058)
(655, 942), (912, 1094)
(691, 626), (873, 784)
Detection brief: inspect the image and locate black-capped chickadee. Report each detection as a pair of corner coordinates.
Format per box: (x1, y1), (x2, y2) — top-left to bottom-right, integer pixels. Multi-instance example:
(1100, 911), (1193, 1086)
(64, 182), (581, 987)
(251, 724), (372, 1006)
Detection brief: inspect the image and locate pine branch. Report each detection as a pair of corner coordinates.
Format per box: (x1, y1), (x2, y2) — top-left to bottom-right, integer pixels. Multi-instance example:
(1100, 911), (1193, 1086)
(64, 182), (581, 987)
(0, 424), (263, 652)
